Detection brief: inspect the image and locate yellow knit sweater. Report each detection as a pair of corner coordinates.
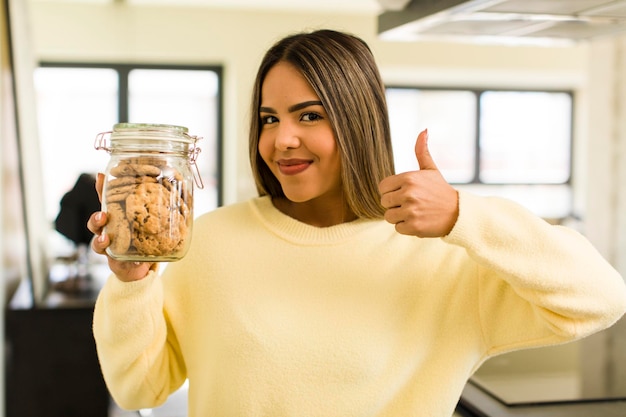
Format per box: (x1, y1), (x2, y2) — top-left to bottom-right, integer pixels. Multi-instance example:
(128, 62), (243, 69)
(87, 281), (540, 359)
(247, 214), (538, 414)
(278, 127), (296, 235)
(93, 191), (626, 417)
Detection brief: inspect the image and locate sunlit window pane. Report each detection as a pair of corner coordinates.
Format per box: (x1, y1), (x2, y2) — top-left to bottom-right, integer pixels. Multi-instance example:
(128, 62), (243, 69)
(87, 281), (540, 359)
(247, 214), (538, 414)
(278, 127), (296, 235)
(128, 69), (220, 216)
(385, 86), (573, 219)
(34, 67), (118, 222)
(479, 91), (572, 184)
(386, 88), (476, 182)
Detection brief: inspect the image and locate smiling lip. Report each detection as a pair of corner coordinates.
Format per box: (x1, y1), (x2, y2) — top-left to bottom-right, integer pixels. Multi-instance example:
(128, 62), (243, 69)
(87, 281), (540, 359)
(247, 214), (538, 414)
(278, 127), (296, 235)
(277, 159), (312, 175)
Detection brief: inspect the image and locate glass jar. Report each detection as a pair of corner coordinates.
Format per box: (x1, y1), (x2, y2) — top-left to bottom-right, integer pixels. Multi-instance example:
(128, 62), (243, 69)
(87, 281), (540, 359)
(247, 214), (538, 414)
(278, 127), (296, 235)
(95, 123), (203, 262)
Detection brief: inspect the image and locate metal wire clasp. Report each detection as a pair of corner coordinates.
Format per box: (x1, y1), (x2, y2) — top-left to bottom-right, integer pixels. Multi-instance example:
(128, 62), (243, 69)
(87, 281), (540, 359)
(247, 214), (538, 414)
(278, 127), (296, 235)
(187, 135), (204, 190)
(94, 131), (112, 152)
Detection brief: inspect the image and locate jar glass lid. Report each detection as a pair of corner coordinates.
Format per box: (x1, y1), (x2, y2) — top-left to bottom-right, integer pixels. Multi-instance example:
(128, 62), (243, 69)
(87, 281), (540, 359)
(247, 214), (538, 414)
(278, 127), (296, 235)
(113, 123), (189, 134)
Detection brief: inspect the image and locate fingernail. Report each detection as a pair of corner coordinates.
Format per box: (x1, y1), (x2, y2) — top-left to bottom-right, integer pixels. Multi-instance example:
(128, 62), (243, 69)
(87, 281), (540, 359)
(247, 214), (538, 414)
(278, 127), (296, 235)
(95, 212), (103, 222)
(97, 234), (105, 243)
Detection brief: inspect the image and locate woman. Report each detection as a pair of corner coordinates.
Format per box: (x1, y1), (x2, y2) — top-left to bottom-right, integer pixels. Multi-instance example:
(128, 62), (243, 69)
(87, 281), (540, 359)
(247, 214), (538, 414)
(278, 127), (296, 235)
(89, 29), (626, 417)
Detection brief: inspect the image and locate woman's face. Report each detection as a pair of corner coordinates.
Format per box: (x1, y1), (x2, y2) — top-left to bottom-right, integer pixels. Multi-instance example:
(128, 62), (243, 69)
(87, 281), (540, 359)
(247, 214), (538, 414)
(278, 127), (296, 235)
(258, 61), (342, 205)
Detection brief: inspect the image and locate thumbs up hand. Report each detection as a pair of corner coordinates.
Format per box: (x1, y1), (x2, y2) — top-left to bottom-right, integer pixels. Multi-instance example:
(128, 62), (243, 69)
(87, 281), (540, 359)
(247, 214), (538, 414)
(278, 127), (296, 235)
(378, 129), (459, 238)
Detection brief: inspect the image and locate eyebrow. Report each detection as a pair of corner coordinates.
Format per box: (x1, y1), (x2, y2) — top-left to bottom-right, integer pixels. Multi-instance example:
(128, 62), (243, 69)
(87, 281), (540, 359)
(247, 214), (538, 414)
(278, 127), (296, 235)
(259, 100), (323, 114)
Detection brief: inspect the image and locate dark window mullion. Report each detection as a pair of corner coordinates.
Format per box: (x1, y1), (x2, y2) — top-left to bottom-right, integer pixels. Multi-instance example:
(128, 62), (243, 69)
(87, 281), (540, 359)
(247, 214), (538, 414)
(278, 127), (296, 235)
(473, 91), (481, 184)
(117, 66), (130, 123)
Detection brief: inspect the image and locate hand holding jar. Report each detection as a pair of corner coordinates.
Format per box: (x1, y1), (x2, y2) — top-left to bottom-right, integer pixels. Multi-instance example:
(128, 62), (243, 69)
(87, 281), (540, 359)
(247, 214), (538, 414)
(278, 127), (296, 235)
(88, 173), (155, 282)
(90, 123), (203, 267)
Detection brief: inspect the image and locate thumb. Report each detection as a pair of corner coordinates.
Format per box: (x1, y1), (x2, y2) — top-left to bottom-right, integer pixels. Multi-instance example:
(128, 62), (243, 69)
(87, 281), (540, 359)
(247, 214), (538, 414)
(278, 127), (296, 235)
(414, 129), (437, 171)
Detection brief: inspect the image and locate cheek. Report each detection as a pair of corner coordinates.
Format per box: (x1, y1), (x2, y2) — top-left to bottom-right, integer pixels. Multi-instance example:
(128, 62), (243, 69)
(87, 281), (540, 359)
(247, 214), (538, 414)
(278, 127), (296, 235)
(258, 133), (274, 166)
(330, 155), (343, 185)
(320, 140), (341, 172)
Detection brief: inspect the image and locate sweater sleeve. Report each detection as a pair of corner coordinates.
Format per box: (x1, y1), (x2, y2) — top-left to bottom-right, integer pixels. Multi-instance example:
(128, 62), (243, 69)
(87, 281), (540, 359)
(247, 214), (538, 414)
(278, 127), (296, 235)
(443, 190), (626, 356)
(92, 271), (186, 410)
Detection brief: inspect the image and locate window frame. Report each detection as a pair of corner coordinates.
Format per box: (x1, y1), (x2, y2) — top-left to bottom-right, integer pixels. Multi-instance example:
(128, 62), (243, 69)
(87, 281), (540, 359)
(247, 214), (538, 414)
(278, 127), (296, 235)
(38, 61), (225, 207)
(384, 85), (575, 186)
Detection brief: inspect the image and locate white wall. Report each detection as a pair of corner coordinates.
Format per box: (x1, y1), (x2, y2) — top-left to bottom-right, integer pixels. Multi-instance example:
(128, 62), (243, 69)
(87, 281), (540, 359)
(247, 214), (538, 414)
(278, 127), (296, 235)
(24, 2), (626, 275)
(582, 37), (626, 273)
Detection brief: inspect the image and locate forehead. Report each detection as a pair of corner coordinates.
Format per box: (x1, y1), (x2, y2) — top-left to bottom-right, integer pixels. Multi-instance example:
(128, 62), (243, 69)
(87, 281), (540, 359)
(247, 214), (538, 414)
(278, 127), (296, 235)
(261, 61), (319, 103)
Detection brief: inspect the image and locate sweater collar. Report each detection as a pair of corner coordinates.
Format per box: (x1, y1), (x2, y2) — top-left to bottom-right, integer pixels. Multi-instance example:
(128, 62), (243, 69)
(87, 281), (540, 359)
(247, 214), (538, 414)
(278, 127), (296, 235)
(249, 196), (379, 245)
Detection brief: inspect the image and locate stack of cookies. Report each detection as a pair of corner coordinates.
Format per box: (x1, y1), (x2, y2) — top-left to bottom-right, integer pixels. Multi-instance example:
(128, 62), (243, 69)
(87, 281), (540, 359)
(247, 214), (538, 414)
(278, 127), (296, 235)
(104, 156), (192, 259)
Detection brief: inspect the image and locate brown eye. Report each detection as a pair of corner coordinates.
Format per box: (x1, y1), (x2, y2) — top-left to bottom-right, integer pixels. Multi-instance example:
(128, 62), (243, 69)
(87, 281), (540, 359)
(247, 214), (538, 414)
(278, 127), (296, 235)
(301, 112), (322, 122)
(261, 115), (278, 125)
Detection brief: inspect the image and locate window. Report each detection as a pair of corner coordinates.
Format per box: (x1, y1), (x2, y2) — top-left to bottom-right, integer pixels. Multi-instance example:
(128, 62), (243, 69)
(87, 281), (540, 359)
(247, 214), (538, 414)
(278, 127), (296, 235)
(34, 63), (222, 228)
(386, 87), (573, 219)
(479, 91), (571, 184)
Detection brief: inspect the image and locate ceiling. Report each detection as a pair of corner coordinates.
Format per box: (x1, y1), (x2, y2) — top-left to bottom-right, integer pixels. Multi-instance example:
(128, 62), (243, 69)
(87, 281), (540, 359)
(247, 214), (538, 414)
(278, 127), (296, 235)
(29, 0), (626, 44)
(29, 0), (383, 14)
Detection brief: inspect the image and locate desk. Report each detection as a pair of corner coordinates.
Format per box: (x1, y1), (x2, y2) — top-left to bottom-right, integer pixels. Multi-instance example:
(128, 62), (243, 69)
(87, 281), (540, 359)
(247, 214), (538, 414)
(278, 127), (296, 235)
(5, 269), (110, 417)
(458, 382), (626, 417)
(457, 316), (626, 417)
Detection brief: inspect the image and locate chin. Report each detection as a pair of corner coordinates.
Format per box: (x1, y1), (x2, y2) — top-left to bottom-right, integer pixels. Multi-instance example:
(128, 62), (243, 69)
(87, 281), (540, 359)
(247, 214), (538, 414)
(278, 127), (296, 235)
(283, 195), (313, 203)
(281, 189), (316, 203)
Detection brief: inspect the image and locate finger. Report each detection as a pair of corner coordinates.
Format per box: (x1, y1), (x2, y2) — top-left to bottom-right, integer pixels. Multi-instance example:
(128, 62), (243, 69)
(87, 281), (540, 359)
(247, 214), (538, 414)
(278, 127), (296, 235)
(95, 172), (105, 202)
(380, 187), (399, 209)
(379, 176), (397, 196)
(383, 206), (404, 225)
(414, 129), (438, 171)
(91, 231), (109, 255)
(378, 169), (409, 196)
(87, 211), (107, 235)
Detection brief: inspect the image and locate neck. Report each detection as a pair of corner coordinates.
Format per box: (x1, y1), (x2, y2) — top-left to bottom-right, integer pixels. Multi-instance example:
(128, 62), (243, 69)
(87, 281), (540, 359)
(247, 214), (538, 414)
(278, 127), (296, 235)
(273, 197), (357, 227)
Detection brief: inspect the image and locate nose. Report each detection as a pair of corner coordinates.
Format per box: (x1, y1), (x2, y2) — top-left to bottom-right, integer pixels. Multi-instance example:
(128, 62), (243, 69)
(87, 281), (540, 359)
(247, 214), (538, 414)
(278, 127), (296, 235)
(274, 121), (301, 151)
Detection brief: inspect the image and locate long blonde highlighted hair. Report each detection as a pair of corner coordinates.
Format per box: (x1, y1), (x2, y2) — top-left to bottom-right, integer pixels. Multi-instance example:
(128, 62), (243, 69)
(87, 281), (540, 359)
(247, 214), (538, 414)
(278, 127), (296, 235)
(249, 29), (395, 219)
